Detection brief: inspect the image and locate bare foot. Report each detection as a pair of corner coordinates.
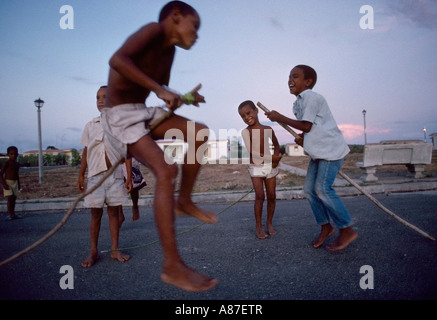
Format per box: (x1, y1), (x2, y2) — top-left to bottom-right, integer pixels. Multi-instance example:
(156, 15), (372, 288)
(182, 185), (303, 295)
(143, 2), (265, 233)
(161, 261), (218, 292)
(267, 224), (277, 236)
(313, 223), (335, 248)
(256, 227), (268, 239)
(111, 250), (130, 263)
(327, 227), (358, 251)
(175, 200), (218, 224)
(81, 252), (99, 268)
(132, 207), (140, 221)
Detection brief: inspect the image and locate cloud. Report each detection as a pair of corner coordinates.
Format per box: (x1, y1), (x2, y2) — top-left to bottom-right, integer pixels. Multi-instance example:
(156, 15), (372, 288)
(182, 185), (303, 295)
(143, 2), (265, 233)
(338, 123), (391, 141)
(268, 16), (285, 31)
(338, 124), (364, 141)
(386, 0), (437, 29)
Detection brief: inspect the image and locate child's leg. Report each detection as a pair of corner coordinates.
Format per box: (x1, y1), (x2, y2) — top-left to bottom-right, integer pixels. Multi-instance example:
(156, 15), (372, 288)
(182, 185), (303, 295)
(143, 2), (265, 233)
(251, 177), (267, 239)
(6, 195), (15, 217)
(304, 159), (335, 248)
(303, 159), (330, 225)
(107, 205), (130, 262)
(151, 115), (217, 224)
(130, 188), (140, 221)
(265, 177), (277, 236)
(313, 159), (357, 250)
(81, 207), (103, 268)
(128, 134), (217, 292)
(118, 205), (125, 228)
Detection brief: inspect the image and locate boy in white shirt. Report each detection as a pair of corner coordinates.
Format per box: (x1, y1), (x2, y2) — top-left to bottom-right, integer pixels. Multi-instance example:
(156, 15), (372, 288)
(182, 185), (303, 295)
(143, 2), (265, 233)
(78, 85), (132, 267)
(266, 65), (357, 251)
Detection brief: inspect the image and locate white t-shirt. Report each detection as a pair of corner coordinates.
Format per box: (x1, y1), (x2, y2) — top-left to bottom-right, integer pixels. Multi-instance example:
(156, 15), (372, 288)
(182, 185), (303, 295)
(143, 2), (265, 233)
(80, 116), (122, 178)
(293, 89), (349, 161)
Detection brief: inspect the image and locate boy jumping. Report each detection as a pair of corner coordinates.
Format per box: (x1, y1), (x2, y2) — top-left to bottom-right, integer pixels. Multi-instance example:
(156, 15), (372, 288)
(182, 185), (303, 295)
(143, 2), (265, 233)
(101, 1), (218, 292)
(265, 65), (358, 251)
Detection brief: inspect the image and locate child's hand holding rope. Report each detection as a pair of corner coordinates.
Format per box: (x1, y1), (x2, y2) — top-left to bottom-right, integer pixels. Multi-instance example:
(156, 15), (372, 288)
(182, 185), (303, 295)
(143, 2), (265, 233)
(181, 86), (205, 107)
(149, 83), (204, 130)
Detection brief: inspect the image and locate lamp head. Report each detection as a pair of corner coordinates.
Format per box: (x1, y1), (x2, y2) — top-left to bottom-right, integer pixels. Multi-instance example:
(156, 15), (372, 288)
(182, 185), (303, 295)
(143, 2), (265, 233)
(34, 98), (45, 108)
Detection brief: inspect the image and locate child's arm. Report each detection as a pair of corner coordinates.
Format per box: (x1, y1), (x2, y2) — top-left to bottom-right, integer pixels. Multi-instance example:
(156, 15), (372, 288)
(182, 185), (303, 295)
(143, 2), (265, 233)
(124, 158), (133, 194)
(77, 147), (88, 193)
(241, 128), (256, 161)
(265, 110), (312, 133)
(271, 129), (282, 168)
(0, 162), (8, 190)
(109, 23), (181, 108)
(271, 129), (280, 156)
(16, 164), (21, 191)
(295, 133), (304, 147)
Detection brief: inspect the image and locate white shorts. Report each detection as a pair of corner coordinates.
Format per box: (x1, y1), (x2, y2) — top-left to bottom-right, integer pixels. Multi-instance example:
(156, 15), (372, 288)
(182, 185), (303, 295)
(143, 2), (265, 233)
(84, 171), (127, 208)
(100, 104), (167, 165)
(248, 164), (279, 179)
(3, 179), (19, 197)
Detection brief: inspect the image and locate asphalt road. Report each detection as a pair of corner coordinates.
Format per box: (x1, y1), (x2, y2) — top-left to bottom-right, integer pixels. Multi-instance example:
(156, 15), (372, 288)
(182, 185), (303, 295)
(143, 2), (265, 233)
(1, 190), (436, 308)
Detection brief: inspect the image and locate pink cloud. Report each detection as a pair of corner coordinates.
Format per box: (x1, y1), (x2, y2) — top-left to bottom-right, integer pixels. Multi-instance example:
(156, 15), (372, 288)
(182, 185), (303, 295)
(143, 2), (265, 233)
(338, 124), (363, 140)
(270, 123), (392, 145)
(338, 123), (391, 141)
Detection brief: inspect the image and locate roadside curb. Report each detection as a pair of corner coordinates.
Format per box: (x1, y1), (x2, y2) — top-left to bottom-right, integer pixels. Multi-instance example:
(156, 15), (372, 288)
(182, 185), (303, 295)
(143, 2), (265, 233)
(1, 178), (437, 212)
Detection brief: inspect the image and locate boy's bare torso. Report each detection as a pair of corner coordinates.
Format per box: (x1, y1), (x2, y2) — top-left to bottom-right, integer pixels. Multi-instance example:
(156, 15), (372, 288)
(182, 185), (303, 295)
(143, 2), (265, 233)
(246, 124), (273, 164)
(105, 24), (175, 108)
(2, 160), (19, 181)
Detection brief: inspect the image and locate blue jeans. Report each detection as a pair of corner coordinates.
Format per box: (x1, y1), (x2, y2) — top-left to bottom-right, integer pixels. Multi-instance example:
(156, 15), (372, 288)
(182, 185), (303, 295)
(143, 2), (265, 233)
(303, 158), (353, 229)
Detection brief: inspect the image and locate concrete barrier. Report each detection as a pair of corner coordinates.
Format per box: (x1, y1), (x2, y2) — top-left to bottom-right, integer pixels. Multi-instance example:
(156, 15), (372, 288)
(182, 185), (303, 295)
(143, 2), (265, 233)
(357, 140), (433, 182)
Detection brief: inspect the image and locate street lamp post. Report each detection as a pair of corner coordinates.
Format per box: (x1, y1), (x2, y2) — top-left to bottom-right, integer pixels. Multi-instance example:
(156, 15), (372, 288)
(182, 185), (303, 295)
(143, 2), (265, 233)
(423, 127), (427, 142)
(362, 109), (367, 145)
(34, 98), (45, 184)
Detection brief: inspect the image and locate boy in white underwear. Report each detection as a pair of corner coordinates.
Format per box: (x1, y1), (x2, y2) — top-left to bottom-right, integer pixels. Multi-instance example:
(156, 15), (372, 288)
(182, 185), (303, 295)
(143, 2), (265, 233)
(238, 100), (281, 239)
(101, 1), (217, 292)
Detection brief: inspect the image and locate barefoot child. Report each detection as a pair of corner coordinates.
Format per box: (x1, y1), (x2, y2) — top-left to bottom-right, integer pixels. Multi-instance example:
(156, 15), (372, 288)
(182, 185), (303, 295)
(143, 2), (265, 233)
(122, 157), (147, 221)
(101, 1), (218, 291)
(0, 146), (22, 220)
(238, 100), (281, 239)
(265, 64), (358, 251)
(78, 85), (132, 268)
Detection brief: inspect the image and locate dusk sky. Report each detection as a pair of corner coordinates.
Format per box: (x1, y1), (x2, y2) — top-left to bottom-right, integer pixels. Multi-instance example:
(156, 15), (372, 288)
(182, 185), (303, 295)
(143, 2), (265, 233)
(1, 0), (436, 153)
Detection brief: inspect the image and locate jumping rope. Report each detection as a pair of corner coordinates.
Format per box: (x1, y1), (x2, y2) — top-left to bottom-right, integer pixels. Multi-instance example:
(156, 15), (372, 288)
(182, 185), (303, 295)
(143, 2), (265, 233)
(3, 95), (433, 268)
(0, 84), (205, 267)
(100, 187), (254, 253)
(0, 156), (125, 267)
(256, 101), (435, 241)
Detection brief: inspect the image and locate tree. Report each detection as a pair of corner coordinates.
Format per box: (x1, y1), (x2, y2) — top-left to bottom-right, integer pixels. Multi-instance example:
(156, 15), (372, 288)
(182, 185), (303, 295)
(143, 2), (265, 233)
(70, 148), (81, 167)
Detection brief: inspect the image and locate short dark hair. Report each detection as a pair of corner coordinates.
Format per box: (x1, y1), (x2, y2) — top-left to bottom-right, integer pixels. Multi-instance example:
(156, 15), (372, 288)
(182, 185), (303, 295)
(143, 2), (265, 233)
(295, 64), (317, 88)
(159, 1), (197, 22)
(238, 100), (257, 111)
(7, 146), (18, 154)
